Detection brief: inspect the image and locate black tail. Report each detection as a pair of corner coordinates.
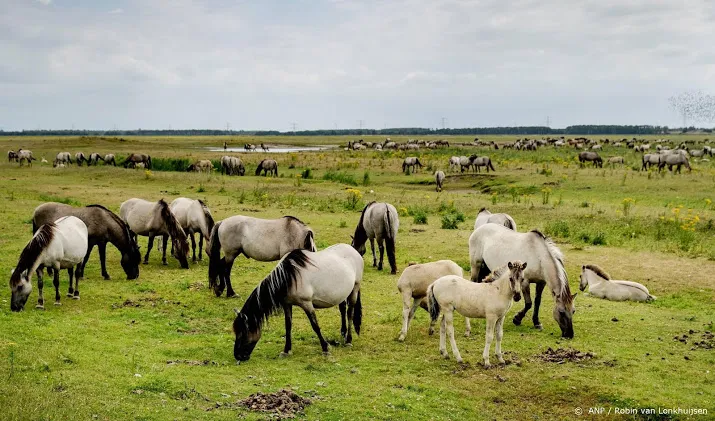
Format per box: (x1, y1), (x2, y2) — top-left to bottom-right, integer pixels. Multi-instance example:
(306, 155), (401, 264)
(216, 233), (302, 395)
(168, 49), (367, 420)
(428, 285), (440, 322)
(354, 290), (362, 335)
(208, 221), (223, 292)
(384, 205), (397, 274)
(416, 158), (423, 167)
(304, 231), (316, 252)
(147, 156), (152, 169)
(488, 159), (495, 171)
(255, 160), (264, 175)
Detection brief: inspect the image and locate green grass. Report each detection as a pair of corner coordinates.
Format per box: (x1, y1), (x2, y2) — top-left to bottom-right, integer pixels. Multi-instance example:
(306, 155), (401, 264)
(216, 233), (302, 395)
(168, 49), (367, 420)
(0, 135), (713, 420)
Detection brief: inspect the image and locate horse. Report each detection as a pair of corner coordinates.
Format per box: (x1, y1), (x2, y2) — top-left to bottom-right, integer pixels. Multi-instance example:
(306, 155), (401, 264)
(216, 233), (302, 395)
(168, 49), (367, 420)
(103, 154), (117, 166)
(578, 151), (603, 168)
(402, 157), (423, 173)
(232, 244), (363, 361)
(255, 159), (278, 176)
(8, 150), (18, 162)
(474, 208), (517, 231)
(119, 198), (190, 268)
(607, 156), (624, 167)
(261, 143), (270, 152)
(448, 156), (460, 172)
(458, 156), (472, 172)
(579, 265), (656, 302)
(32, 203), (141, 280)
(167, 198), (214, 263)
(244, 144), (257, 152)
(435, 170), (445, 192)
(55, 152), (72, 166)
(208, 215), (316, 297)
(396, 260), (464, 341)
(17, 150), (36, 166)
(641, 154), (662, 171)
(351, 201), (399, 274)
(10, 216), (88, 311)
(124, 153), (152, 169)
(75, 152), (87, 166)
(468, 224), (576, 338)
(187, 160), (214, 173)
(88, 153), (104, 165)
(658, 154), (691, 173)
(221, 156), (245, 176)
(472, 156), (495, 172)
(427, 261), (526, 367)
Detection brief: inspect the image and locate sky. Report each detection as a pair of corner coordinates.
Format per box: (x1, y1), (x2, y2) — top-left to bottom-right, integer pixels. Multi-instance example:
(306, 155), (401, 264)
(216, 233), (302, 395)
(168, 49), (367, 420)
(1, 0), (714, 131)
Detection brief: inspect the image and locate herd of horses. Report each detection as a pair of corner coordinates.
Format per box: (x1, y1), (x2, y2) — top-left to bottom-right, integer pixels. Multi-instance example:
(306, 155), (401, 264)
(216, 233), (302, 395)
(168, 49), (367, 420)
(9, 190), (656, 366)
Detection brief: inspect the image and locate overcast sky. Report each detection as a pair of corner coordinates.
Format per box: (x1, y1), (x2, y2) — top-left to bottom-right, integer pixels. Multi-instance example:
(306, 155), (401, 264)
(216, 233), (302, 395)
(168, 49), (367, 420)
(2, 0), (714, 130)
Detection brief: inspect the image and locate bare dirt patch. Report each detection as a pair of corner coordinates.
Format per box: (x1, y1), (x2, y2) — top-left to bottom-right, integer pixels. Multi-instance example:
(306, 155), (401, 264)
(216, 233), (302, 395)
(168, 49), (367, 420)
(535, 347), (596, 364)
(674, 330), (714, 350)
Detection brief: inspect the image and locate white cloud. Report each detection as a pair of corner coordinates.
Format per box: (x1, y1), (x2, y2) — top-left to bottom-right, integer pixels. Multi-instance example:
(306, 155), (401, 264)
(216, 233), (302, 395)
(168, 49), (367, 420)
(109, 8), (123, 14)
(35, 0), (51, 5)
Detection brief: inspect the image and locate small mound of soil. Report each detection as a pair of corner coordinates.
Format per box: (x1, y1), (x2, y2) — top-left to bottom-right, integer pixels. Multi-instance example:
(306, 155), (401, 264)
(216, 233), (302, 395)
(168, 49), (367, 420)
(675, 330), (714, 350)
(166, 359), (218, 366)
(239, 389), (311, 418)
(536, 347), (595, 363)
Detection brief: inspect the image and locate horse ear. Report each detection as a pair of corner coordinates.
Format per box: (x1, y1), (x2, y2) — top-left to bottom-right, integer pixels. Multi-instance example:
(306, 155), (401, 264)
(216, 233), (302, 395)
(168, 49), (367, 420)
(233, 308), (240, 317)
(508, 262), (513, 269)
(349, 235), (354, 240)
(581, 265), (585, 270)
(571, 293), (577, 300)
(521, 262), (527, 270)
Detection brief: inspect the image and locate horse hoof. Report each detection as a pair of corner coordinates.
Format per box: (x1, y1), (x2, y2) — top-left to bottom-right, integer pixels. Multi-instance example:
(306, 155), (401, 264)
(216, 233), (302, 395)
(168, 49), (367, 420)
(54, 302), (62, 306)
(322, 351), (331, 357)
(483, 363), (491, 369)
(72, 296), (80, 300)
(66, 293), (73, 297)
(390, 270), (397, 275)
(534, 324), (543, 331)
(464, 332), (471, 337)
(226, 293), (238, 298)
(103, 275), (111, 281)
(35, 305), (45, 310)
(512, 317), (522, 326)
(345, 343), (353, 348)
(162, 261), (168, 266)
(279, 352), (292, 358)
(397, 335), (406, 342)
(442, 353), (449, 360)
(142, 261), (149, 265)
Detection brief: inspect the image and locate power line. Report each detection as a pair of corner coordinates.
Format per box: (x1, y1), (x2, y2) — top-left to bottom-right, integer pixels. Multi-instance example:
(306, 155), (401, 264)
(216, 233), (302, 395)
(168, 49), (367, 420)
(357, 120), (364, 130)
(440, 117), (448, 130)
(290, 122), (297, 134)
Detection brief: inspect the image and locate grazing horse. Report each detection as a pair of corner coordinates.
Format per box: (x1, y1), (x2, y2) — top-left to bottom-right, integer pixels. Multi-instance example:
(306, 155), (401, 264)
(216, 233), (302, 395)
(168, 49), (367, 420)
(221, 156), (245, 176)
(435, 170), (445, 192)
(232, 244), (363, 361)
(119, 198), (190, 269)
(244, 144), (257, 152)
(448, 156), (460, 172)
(187, 159), (214, 173)
(255, 159), (278, 176)
(580, 265), (656, 302)
(32, 203), (141, 280)
(103, 154), (117, 166)
(607, 156), (624, 166)
(88, 153), (104, 165)
(474, 208), (517, 231)
(8, 150), (18, 162)
(17, 150), (36, 166)
(578, 151), (603, 168)
(428, 261), (526, 367)
(402, 157), (423, 173)
(168, 198), (214, 263)
(124, 153), (152, 169)
(208, 215), (316, 297)
(469, 224), (576, 338)
(260, 143), (270, 152)
(75, 152), (87, 166)
(10, 216), (88, 311)
(471, 156), (496, 172)
(641, 154), (661, 171)
(55, 152), (72, 166)
(458, 156), (472, 172)
(396, 260), (464, 341)
(351, 201), (399, 274)
(658, 154), (691, 173)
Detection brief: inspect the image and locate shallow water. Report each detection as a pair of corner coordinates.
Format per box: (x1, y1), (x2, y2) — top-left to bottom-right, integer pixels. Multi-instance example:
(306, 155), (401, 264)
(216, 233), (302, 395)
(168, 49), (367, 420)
(206, 145), (337, 153)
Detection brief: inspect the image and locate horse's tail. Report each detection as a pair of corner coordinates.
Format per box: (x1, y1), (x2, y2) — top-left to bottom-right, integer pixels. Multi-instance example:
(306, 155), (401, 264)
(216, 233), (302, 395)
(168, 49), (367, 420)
(647, 294), (657, 302)
(384, 205), (397, 274)
(427, 284), (440, 322)
(353, 290), (362, 335)
(416, 158), (423, 167)
(402, 161), (407, 172)
(274, 163), (278, 176)
(147, 156), (152, 169)
(198, 199), (215, 238)
(207, 221), (223, 291)
(304, 230), (316, 252)
(255, 160), (264, 175)
(488, 158), (495, 171)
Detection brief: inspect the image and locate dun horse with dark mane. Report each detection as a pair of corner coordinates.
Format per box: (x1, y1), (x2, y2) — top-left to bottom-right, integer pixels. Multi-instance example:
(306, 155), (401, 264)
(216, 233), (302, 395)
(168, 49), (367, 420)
(351, 201), (399, 274)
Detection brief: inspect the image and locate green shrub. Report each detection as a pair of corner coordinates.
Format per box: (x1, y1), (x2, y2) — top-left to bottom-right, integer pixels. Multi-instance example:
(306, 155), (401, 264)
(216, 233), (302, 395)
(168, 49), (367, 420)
(323, 169), (358, 186)
(545, 220), (570, 238)
(301, 168), (313, 179)
(413, 211), (428, 225)
(362, 171), (371, 186)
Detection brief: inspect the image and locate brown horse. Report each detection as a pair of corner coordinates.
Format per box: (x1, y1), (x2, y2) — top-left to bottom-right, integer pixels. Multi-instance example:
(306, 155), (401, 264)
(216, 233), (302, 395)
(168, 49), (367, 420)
(124, 153), (152, 169)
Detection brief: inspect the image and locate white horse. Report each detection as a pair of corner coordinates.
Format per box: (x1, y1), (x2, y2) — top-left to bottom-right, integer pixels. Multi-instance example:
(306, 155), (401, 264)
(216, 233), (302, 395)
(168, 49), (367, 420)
(208, 215), (316, 297)
(448, 156), (460, 172)
(351, 201), (400, 274)
(88, 153), (104, 165)
(9, 216), (88, 311)
(474, 208), (517, 231)
(17, 149), (36, 166)
(458, 156), (472, 172)
(435, 170), (445, 192)
(55, 152), (72, 166)
(579, 265), (656, 302)
(232, 244), (363, 361)
(428, 261), (526, 367)
(75, 152), (87, 166)
(396, 260), (464, 341)
(119, 198), (190, 269)
(187, 160), (214, 173)
(103, 154), (117, 166)
(469, 224), (576, 338)
(402, 157), (423, 173)
(168, 198), (214, 262)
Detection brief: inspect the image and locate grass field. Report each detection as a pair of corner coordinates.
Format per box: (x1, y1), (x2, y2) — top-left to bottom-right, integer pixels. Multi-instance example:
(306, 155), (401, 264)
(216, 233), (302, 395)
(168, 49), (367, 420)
(0, 135), (713, 420)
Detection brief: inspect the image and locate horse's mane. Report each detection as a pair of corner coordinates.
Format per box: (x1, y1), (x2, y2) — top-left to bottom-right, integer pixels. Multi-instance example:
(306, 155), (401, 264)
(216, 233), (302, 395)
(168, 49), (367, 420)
(11, 223), (55, 287)
(282, 215), (306, 225)
(158, 199), (186, 240)
(86, 204), (136, 244)
(478, 207), (490, 214)
(255, 159), (266, 175)
(197, 199), (215, 231)
(531, 229), (572, 303)
(238, 249), (313, 333)
(353, 201), (376, 246)
(584, 264), (610, 280)
(482, 263), (509, 284)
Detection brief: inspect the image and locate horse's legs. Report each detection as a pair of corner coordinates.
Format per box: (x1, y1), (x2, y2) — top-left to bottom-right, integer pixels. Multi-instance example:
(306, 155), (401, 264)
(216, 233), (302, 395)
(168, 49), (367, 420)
(67, 267), (75, 297)
(36, 267), (45, 309)
(144, 235), (154, 264)
(161, 235), (169, 265)
(302, 305), (329, 355)
(513, 284), (533, 326)
(98, 242), (110, 280)
(53, 268), (61, 305)
(281, 304), (293, 356)
(345, 290), (357, 345)
(483, 316), (497, 368)
(189, 233), (197, 262)
(399, 294), (419, 340)
(71, 267), (80, 299)
(532, 281), (546, 329)
(495, 316), (506, 364)
(377, 238), (385, 271)
(81, 243), (95, 280)
(369, 238), (377, 267)
(198, 234), (204, 261)
(339, 301), (348, 339)
(224, 256), (237, 298)
(445, 310), (462, 363)
(439, 315), (448, 359)
(465, 317), (472, 337)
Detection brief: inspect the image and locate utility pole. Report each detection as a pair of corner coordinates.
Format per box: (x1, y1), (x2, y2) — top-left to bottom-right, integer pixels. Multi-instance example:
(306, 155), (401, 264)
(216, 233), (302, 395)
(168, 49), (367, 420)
(546, 116), (551, 127)
(440, 117), (448, 130)
(357, 120), (364, 130)
(226, 122), (230, 133)
(290, 122), (297, 134)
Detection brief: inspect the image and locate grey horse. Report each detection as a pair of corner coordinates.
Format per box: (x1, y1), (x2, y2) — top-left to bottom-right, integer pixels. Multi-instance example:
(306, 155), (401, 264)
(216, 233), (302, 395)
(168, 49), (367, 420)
(351, 201), (400, 274)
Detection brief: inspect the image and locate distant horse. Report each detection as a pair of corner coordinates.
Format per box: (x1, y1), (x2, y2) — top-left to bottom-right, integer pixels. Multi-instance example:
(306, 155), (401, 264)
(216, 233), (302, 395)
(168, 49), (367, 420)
(396, 260), (464, 341)
(474, 208), (517, 231)
(402, 157), (423, 173)
(580, 265), (656, 302)
(124, 153), (152, 169)
(221, 156), (245, 176)
(119, 198), (190, 268)
(55, 152), (72, 166)
(435, 170), (445, 192)
(8, 150), (18, 162)
(232, 244), (363, 361)
(168, 198), (214, 263)
(607, 156), (624, 167)
(187, 160), (214, 173)
(75, 152), (87, 166)
(448, 156), (460, 172)
(244, 144), (257, 151)
(10, 216), (88, 311)
(469, 224), (576, 338)
(578, 151), (602, 168)
(428, 261), (526, 367)
(208, 215), (316, 297)
(658, 154), (691, 173)
(458, 156), (472, 172)
(351, 201), (399, 274)
(471, 156), (495, 172)
(32, 203), (141, 280)
(255, 159), (278, 176)
(88, 153), (104, 165)
(641, 154), (661, 171)
(261, 143), (270, 152)
(17, 150), (36, 166)
(103, 154), (117, 166)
